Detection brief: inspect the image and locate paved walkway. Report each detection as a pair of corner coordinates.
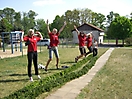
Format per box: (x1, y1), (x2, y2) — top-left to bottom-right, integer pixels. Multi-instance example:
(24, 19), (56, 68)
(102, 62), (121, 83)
(45, 48), (114, 99)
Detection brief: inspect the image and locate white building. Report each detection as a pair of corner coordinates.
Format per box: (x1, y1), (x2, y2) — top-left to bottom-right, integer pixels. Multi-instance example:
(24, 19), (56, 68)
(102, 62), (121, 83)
(72, 23), (104, 44)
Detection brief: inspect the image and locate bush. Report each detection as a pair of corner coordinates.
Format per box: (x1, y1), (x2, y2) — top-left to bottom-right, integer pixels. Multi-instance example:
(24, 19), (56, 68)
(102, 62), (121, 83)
(125, 37), (132, 44)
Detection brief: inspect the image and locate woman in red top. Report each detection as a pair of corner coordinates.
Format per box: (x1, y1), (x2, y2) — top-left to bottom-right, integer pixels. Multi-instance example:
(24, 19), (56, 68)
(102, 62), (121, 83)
(45, 19), (66, 71)
(21, 29), (43, 81)
(85, 33), (93, 57)
(74, 25), (87, 62)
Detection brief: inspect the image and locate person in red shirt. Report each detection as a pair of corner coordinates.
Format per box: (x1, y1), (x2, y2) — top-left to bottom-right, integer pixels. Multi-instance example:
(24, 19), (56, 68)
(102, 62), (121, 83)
(45, 19), (66, 71)
(74, 25), (87, 62)
(85, 33), (93, 57)
(21, 29), (43, 81)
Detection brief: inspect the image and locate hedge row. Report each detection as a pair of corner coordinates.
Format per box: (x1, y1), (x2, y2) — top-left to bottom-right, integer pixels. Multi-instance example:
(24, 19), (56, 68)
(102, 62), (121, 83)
(3, 55), (99, 99)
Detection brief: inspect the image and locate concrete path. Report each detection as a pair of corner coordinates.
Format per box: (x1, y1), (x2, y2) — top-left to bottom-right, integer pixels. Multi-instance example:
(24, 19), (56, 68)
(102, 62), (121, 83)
(45, 48), (114, 99)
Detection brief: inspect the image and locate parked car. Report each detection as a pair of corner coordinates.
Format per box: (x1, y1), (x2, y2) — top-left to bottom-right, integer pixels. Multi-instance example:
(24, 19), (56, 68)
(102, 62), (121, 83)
(37, 39), (50, 46)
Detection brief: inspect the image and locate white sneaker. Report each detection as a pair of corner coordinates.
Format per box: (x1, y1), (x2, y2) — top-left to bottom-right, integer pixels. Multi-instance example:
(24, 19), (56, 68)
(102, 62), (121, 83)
(38, 75), (41, 79)
(30, 77), (33, 82)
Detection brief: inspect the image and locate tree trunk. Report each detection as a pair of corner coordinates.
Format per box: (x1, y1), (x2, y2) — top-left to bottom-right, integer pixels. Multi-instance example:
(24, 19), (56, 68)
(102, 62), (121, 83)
(122, 39), (124, 46)
(116, 38), (118, 46)
(0, 40), (1, 48)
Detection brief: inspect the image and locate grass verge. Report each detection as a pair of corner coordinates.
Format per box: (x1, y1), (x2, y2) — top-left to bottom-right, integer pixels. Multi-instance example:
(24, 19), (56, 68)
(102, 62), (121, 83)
(0, 47), (108, 98)
(76, 48), (132, 99)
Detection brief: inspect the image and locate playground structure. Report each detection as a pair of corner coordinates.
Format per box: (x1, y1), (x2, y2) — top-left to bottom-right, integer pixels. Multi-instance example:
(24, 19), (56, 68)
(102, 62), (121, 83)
(1, 31), (23, 54)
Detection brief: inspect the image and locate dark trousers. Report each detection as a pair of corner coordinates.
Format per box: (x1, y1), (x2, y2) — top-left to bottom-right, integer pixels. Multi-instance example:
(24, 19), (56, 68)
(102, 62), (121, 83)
(79, 47), (86, 55)
(93, 48), (98, 57)
(27, 51), (38, 77)
(85, 46), (93, 56)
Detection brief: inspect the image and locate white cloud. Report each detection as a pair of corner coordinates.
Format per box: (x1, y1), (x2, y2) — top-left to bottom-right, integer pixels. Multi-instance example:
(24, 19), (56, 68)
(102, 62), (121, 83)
(33, 0), (65, 6)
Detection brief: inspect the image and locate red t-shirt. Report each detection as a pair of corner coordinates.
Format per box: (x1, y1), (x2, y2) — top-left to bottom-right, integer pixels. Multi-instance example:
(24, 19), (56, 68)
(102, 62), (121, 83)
(23, 36), (40, 52)
(78, 35), (86, 47)
(49, 32), (59, 47)
(86, 37), (92, 47)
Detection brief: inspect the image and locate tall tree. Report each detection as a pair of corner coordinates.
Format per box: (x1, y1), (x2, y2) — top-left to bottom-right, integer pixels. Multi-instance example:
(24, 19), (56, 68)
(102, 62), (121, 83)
(28, 10), (38, 29)
(0, 10), (4, 19)
(80, 8), (92, 24)
(63, 8), (105, 30)
(106, 11), (120, 27)
(51, 15), (63, 30)
(3, 7), (15, 25)
(0, 18), (13, 32)
(91, 13), (106, 29)
(21, 12), (29, 33)
(130, 12), (132, 22)
(21, 10), (38, 33)
(35, 19), (47, 38)
(107, 16), (132, 45)
(64, 10), (73, 24)
(51, 15), (69, 38)
(91, 12), (98, 25)
(106, 11), (114, 26)
(13, 12), (23, 31)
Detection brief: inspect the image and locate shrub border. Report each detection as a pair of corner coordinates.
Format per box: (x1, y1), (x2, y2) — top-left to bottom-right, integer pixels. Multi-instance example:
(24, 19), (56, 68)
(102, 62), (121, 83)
(3, 53), (102, 99)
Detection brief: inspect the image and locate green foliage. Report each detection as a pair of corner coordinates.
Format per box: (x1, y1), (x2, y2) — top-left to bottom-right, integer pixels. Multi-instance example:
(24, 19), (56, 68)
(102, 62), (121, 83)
(35, 19), (47, 38)
(106, 11), (120, 26)
(92, 13), (106, 30)
(0, 7), (131, 40)
(13, 12), (23, 31)
(0, 8), (38, 33)
(0, 18), (13, 32)
(107, 16), (132, 40)
(63, 8), (106, 29)
(51, 15), (69, 38)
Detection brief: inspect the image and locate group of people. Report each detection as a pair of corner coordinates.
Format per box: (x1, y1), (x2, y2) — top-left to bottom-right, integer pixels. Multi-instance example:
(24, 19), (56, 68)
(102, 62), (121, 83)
(21, 20), (98, 82)
(74, 25), (98, 63)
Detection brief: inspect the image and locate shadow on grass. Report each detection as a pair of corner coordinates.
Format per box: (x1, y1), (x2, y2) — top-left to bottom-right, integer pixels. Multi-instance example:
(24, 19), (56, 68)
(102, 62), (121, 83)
(39, 67), (67, 73)
(61, 61), (75, 64)
(48, 68), (64, 71)
(9, 73), (27, 76)
(0, 78), (29, 83)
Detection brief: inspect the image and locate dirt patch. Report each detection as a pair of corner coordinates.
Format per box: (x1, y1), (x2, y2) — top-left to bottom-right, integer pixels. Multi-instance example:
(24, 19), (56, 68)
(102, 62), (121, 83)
(0, 49), (27, 59)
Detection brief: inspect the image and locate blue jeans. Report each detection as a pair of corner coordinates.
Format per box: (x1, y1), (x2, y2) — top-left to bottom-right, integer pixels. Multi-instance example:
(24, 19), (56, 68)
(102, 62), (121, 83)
(49, 47), (59, 59)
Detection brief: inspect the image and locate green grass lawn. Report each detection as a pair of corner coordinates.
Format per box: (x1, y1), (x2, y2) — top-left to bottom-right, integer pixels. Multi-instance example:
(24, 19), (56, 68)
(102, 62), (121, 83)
(76, 48), (132, 99)
(103, 39), (122, 43)
(0, 46), (108, 98)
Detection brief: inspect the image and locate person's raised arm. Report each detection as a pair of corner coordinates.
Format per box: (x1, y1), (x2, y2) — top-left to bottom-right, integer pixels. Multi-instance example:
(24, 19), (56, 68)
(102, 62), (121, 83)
(86, 32), (93, 37)
(46, 19), (51, 33)
(90, 32), (94, 39)
(36, 31), (43, 40)
(58, 21), (67, 34)
(74, 25), (80, 35)
(20, 31), (24, 41)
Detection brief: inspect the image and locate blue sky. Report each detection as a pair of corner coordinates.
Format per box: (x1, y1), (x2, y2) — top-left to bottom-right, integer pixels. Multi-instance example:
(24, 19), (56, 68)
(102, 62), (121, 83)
(0, 0), (132, 23)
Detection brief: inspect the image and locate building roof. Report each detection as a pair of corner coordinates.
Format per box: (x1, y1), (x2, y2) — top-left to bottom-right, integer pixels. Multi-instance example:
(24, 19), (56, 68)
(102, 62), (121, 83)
(72, 23), (104, 32)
